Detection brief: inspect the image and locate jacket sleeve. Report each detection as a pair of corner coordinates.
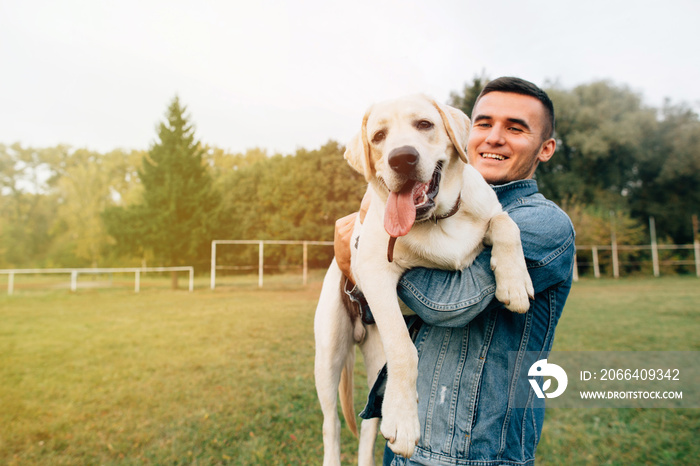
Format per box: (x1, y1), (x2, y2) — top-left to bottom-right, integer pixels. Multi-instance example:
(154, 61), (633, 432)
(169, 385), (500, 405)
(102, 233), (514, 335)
(397, 200), (575, 327)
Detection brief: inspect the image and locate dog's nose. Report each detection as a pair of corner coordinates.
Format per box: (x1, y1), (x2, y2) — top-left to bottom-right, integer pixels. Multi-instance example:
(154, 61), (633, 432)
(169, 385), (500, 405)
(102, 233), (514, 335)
(388, 146), (419, 175)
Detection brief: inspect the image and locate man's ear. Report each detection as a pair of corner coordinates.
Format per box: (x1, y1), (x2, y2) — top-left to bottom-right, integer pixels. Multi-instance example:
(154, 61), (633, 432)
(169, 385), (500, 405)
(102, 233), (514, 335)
(537, 138), (557, 163)
(343, 110), (374, 181)
(431, 100), (470, 164)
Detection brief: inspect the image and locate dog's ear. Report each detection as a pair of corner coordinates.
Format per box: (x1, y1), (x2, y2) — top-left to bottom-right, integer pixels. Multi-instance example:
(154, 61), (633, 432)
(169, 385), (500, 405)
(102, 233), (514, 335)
(344, 110), (374, 180)
(432, 100), (470, 164)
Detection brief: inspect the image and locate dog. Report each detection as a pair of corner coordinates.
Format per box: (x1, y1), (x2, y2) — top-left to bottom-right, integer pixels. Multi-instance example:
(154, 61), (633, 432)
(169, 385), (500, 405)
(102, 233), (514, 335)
(314, 94), (534, 465)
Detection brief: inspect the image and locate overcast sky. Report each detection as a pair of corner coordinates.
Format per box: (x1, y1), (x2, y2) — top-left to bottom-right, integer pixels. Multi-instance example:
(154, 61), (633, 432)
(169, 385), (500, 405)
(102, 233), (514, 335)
(2, 0), (699, 155)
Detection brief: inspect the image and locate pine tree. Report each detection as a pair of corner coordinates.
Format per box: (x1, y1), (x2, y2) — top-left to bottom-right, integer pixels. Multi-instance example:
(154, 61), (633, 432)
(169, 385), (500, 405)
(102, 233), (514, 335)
(105, 96), (220, 286)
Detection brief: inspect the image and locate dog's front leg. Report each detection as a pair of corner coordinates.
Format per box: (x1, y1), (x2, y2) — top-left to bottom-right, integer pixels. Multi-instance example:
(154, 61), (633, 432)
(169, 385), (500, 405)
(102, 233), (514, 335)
(356, 265), (420, 458)
(485, 212), (534, 313)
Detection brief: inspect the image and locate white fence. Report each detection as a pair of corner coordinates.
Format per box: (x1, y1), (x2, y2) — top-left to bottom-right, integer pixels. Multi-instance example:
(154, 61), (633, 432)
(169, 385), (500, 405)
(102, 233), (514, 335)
(574, 241), (700, 281)
(210, 240), (333, 289)
(211, 238), (700, 288)
(572, 214), (700, 280)
(0, 266), (194, 295)
(574, 243), (700, 281)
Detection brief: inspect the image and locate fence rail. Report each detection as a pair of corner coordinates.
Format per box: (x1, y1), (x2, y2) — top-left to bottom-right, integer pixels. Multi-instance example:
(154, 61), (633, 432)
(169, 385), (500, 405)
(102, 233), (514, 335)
(210, 240), (333, 289)
(212, 239), (700, 288)
(574, 243), (700, 280)
(0, 267), (194, 295)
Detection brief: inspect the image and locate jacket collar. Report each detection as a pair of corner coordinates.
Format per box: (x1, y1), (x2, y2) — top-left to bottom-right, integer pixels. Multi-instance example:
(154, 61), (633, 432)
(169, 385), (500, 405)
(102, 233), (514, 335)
(491, 179), (539, 207)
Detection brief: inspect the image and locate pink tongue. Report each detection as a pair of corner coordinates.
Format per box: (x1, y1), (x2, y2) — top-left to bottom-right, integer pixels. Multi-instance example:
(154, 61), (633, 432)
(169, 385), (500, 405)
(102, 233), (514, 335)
(384, 182), (417, 238)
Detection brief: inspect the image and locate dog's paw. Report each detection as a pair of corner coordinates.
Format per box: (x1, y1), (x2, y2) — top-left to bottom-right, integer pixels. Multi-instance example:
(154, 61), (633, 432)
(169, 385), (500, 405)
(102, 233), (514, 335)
(380, 390), (420, 458)
(497, 283), (532, 313)
(492, 259), (534, 314)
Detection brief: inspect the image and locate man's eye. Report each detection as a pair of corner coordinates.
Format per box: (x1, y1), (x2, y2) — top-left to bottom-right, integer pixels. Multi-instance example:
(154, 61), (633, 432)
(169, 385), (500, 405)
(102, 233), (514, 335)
(372, 131), (386, 144)
(416, 120), (434, 130)
(508, 127), (524, 132)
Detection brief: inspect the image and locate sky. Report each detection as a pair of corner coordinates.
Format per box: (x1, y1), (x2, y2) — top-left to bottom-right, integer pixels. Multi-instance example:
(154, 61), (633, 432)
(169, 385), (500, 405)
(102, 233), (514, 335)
(2, 0), (700, 156)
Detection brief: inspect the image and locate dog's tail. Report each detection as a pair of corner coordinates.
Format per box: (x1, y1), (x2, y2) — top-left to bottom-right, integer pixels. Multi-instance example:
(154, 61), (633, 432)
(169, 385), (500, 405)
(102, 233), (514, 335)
(339, 350), (358, 437)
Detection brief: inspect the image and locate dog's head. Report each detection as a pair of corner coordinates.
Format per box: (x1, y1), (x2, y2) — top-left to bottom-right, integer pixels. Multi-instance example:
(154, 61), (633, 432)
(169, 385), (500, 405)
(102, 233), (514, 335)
(344, 94), (470, 237)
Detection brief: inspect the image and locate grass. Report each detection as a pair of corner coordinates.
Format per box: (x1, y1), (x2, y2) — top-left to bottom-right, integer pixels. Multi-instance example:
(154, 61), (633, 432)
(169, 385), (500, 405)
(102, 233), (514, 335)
(539, 276), (700, 466)
(551, 276), (700, 352)
(0, 274), (698, 465)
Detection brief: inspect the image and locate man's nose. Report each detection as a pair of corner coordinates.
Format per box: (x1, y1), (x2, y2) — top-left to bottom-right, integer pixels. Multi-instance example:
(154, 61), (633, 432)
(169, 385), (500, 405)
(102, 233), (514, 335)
(485, 125), (506, 145)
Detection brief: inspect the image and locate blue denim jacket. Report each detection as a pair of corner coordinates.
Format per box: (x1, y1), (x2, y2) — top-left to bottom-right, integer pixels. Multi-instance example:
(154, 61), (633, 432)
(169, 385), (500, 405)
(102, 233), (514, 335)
(390, 179), (575, 466)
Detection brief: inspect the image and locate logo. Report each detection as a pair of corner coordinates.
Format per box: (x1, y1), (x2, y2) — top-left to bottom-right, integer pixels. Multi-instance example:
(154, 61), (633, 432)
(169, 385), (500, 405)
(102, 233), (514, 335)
(528, 359), (568, 398)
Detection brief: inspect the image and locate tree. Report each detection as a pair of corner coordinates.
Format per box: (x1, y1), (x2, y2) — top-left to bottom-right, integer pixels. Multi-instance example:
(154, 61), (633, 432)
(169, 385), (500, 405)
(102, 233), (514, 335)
(50, 149), (110, 267)
(104, 96), (221, 286)
(214, 141), (366, 270)
(539, 81), (657, 208)
(0, 143), (64, 267)
(541, 82), (699, 244)
(628, 100), (700, 243)
(448, 71), (489, 118)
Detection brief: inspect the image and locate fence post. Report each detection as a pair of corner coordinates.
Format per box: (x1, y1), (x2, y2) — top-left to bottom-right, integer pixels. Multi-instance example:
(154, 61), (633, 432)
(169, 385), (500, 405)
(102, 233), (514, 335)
(610, 211), (619, 278)
(8, 272), (14, 296)
(71, 270), (78, 292)
(650, 216), (660, 277)
(258, 241), (264, 288)
(592, 246), (600, 278)
(303, 241), (308, 285)
(135, 270), (140, 293)
(211, 241), (217, 290)
(572, 254), (579, 282)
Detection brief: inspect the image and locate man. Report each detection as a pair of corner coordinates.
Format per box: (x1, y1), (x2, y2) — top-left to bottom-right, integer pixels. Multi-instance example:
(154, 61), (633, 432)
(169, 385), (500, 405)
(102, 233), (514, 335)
(335, 77), (575, 465)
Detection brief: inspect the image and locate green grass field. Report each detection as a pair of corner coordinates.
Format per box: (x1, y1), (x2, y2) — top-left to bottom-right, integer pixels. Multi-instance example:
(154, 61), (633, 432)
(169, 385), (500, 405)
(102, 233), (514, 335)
(1, 274), (698, 465)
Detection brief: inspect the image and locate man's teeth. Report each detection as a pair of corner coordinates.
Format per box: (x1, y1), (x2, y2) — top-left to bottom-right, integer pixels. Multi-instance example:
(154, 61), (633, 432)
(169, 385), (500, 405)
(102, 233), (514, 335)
(482, 153), (505, 160)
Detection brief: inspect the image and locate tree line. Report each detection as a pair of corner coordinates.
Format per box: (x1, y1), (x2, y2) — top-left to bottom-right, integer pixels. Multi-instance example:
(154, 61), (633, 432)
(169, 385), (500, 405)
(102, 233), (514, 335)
(1, 79), (699, 275)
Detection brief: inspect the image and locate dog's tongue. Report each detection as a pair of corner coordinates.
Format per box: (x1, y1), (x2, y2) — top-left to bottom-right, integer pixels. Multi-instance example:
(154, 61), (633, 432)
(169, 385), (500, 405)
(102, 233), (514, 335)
(384, 182), (418, 238)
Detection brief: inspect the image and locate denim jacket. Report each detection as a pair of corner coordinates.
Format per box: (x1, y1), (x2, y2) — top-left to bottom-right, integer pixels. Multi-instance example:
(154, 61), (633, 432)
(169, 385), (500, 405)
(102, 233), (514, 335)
(390, 179), (575, 466)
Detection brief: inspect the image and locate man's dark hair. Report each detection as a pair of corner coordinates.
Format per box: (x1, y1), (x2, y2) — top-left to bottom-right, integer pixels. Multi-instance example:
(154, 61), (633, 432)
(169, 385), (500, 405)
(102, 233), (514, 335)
(475, 77), (555, 140)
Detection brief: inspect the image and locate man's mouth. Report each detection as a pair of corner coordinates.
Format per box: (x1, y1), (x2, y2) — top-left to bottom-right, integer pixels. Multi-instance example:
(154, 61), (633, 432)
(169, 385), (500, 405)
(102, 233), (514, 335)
(384, 162), (442, 238)
(481, 153), (507, 161)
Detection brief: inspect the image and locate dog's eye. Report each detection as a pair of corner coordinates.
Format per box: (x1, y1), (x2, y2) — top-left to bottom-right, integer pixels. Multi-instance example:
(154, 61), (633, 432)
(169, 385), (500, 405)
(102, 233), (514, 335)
(416, 120), (434, 130)
(372, 131), (386, 144)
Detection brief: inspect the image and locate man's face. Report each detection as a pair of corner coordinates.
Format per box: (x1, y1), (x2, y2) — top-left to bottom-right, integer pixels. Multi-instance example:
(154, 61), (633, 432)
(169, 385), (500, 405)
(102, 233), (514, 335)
(467, 91), (556, 185)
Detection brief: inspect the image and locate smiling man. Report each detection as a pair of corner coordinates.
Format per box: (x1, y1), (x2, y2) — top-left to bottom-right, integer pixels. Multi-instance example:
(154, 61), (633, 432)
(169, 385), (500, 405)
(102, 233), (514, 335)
(468, 81), (556, 184)
(335, 77), (575, 465)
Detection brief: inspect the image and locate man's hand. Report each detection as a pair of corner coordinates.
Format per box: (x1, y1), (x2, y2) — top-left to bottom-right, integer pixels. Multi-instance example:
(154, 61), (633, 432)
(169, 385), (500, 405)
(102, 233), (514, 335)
(334, 191), (371, 284)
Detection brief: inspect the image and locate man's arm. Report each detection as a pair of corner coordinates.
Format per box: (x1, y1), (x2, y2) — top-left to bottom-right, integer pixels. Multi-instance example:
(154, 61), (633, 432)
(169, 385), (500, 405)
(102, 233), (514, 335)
(398, 202), (575, 327)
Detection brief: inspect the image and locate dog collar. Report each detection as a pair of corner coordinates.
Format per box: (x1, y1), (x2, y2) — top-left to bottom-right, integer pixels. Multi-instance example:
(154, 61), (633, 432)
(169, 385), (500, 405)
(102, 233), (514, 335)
(432, 195), (461, 222)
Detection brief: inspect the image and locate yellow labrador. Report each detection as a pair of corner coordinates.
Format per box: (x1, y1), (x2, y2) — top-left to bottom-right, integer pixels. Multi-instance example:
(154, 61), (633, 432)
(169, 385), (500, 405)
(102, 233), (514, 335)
(314, 95), (533, 464)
